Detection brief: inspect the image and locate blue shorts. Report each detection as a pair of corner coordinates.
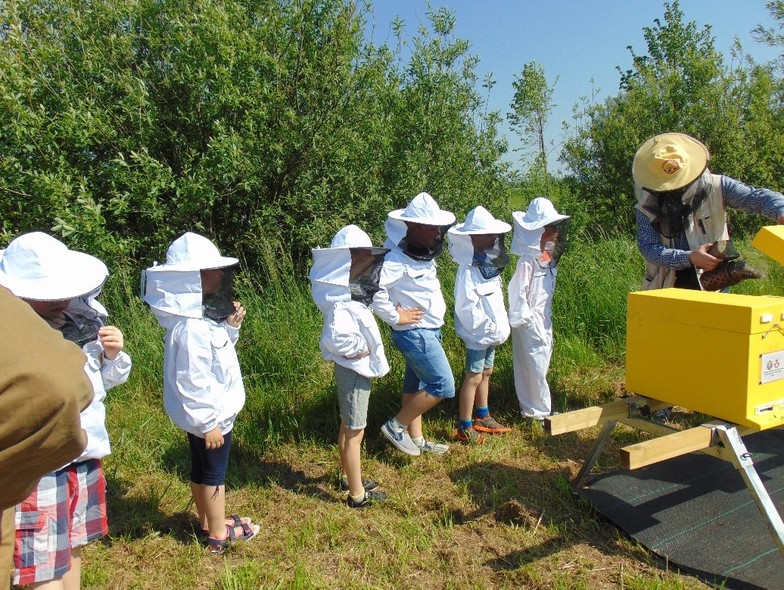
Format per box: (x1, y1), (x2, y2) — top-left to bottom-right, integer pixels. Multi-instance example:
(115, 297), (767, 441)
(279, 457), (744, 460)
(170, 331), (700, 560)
(465, 347), (495, 373)
(188, 430), (233, 486)
(390, 328), (455, 399)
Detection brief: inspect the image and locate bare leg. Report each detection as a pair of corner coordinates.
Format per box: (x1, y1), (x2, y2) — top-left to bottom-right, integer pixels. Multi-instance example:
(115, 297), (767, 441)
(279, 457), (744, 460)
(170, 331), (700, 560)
(459, 371), (483, 422)
(61, 547), (81, 590)
(190, 481), (208, 530)
(338, 423), (365, 497)
(397, 391), (442, 439)
(474, 368), (493, 410)
(198, 484), (227, 539)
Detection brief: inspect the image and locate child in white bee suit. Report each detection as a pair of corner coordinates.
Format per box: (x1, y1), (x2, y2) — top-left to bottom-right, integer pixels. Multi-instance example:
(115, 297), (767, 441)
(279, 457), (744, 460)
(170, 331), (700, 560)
(309, 225), (390, 508)
(508, 198), (570, 421)
(142, 232), (259, 554)
(447, 206), (512, 444)
(0, 232), (131, 589)
(372, 192), (456, 457)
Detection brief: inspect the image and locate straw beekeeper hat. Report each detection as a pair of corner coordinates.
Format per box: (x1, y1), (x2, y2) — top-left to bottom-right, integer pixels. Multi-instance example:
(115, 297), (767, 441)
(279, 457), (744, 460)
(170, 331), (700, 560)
(633, 132), (710, 192)
(449, 206), (511, 235)
(0, 232), (108, 301)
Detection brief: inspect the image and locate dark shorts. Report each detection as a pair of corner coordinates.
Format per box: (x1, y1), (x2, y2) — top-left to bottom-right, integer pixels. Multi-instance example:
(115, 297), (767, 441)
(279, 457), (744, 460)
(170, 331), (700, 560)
(188, 430), (233, 486)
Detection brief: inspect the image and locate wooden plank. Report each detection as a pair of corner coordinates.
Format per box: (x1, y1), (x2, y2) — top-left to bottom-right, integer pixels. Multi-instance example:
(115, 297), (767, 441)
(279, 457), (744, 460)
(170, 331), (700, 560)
(545, 396), (672, 436)
(545, 403), (628, 435)
(620, 426), (714, 469)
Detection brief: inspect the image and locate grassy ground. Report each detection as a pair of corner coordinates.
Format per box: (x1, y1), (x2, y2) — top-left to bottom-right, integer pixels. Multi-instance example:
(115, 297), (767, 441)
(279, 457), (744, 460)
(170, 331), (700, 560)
(69, 233), (784, 589)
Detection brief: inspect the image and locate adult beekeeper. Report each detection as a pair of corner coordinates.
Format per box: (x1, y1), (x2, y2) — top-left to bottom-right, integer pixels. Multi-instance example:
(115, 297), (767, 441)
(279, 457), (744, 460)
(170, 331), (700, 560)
(633, 132), (784, 290)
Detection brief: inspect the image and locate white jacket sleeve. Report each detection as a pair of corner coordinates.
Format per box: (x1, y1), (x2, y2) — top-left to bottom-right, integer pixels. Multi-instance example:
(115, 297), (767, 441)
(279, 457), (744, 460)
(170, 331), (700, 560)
(173, 320), (221, 434)
(224, 323), (240, 344)
(508, 259), (534, 329)
(371, 261), (403, 327)
(324, 305), (369, 358)
(454, 271), (496, 336)
(100, 350), (132, 390)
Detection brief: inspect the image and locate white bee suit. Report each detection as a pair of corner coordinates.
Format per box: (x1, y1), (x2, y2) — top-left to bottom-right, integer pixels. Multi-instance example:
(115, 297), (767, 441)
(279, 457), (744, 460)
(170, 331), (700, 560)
(142, 233), (245, 437)
(508, 199), (569, 419)
(447, 207), (511, 351)
(309, 225), (389, 379)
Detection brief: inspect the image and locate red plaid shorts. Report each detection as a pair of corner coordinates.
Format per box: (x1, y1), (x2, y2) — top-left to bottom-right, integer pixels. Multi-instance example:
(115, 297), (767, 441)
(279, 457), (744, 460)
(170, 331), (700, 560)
(13, 459), (108, 585)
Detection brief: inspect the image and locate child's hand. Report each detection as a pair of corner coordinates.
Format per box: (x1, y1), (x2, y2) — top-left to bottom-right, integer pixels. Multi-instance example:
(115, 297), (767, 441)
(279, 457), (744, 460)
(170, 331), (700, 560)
(98, 326), (124, 360)
(227, 301), (246, 327)
(396, 303), (424, 326)
(205, 427), (224, 449)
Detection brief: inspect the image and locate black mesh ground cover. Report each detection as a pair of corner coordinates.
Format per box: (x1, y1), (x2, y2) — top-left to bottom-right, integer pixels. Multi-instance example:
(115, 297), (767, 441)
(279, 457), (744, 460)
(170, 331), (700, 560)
(576, 429), (784, 590)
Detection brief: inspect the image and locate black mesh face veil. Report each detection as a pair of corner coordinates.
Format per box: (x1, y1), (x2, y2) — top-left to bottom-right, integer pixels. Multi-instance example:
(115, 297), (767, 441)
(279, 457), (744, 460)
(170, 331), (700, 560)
(472, 234), (509, 279)
(57, 299), (106, 346)
(549, 218), (570, 266)
(398, 223), (450, 261)
(644, 169), (711, 240)
(202, 265), (237, 322)
(349, 247), (389, 306)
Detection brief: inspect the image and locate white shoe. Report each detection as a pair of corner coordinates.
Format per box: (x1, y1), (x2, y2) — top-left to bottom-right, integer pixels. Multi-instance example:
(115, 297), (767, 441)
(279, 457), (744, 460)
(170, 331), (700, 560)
(380, 420), (421, 456)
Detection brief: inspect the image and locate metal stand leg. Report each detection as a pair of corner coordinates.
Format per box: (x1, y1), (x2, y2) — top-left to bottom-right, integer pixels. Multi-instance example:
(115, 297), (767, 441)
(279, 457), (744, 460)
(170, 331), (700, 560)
(715, 425), (784, 554)
(573, 421), (617, 489)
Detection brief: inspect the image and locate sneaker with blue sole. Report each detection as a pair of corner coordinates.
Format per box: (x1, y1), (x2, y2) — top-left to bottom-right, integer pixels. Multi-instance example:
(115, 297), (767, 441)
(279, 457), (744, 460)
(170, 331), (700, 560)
(380, 419), (421, 456)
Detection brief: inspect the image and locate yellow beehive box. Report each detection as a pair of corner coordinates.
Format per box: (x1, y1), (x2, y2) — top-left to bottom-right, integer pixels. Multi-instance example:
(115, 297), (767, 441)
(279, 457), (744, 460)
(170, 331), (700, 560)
(752, 225), (784, 266)
(626, 289), (784, 430)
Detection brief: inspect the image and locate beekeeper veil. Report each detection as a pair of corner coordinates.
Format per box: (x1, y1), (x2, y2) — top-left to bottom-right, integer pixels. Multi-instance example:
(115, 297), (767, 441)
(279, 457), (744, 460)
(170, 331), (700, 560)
(0, 231), (109, 344)
(386, 192), (456, 261)
(448, 206), (511, 279)
(142, 232), (239, 322)
(310, 225), (389, 311)
(511, 197), (570, 265)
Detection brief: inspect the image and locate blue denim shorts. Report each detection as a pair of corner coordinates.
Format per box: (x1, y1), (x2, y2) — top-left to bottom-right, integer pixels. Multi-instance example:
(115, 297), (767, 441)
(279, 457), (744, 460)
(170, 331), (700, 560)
(465, 346), (496, 373)
(390, 327), (455, 399)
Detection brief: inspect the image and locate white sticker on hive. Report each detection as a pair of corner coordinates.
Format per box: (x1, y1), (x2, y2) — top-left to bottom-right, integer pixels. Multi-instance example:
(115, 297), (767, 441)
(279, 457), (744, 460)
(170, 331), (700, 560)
(761, 313), (774, 323)
(761, 350), (784, 384)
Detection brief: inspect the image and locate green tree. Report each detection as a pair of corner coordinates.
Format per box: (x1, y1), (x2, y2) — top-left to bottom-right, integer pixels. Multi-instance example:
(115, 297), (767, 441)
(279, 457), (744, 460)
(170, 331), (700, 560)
(0, 0), (508, 272)
(508, 61), (555, 173)
(560, 0), (780, 236)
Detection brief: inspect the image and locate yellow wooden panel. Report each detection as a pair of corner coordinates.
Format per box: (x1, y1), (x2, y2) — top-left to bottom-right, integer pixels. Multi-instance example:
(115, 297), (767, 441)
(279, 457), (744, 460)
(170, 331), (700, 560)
(753, 225), (784, 266)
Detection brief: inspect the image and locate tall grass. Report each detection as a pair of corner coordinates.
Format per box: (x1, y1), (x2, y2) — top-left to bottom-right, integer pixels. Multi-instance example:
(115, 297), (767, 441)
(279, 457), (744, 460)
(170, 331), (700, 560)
(89, 233), (782, 589)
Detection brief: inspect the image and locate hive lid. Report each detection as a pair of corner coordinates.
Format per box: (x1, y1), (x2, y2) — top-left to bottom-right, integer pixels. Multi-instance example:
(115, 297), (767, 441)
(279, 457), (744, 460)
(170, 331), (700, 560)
(752, 225), (784, 265)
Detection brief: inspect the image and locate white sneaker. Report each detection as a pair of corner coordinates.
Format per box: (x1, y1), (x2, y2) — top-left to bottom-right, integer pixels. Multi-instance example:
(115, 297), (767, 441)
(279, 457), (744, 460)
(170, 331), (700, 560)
(415, 439), (450, 455)
(381, 420), (421, 456)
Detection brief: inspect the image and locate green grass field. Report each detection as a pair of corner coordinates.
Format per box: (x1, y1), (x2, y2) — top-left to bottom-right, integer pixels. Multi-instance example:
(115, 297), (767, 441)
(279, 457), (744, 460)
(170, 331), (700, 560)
(79, 233), (784, 589)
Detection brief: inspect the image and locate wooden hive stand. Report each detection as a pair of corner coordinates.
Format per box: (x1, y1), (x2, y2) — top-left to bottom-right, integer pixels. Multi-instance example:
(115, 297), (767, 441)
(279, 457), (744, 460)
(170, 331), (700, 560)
(546, 395), (784, 554)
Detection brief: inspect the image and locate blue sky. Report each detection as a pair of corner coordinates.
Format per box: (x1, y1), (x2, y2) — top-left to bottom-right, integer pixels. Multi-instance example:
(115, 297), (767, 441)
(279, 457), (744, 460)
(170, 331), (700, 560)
(366, 1), (780, 172)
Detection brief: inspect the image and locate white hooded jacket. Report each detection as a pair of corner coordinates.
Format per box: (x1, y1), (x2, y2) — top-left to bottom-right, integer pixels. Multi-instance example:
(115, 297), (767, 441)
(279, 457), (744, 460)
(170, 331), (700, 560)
(0, 232), (131, 463)
(371, 193), (455, 330)
(309, 225), (389, 378)
(143, 233), (244, 437)
(447, 207), (511, 350)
